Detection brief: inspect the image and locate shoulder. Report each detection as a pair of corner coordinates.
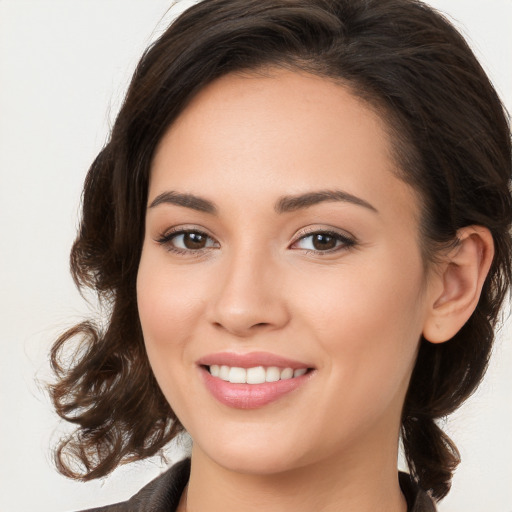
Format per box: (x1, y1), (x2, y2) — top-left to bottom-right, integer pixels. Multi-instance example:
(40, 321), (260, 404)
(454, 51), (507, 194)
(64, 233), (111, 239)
(399, 472), (437, 512)
(75, 458), (191, 512)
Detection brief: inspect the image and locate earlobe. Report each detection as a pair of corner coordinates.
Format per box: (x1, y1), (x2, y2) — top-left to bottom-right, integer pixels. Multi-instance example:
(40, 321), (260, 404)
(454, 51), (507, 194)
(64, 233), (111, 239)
(423, 226), (494, 344)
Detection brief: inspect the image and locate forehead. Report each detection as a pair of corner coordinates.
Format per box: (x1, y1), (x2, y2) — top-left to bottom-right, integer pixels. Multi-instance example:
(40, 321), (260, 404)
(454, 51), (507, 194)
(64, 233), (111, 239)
(149, 69), (419, 227)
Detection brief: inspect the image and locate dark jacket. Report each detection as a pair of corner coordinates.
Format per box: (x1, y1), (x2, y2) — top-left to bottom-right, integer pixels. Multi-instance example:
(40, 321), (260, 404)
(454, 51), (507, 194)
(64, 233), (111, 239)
(78, 458), (436, 512)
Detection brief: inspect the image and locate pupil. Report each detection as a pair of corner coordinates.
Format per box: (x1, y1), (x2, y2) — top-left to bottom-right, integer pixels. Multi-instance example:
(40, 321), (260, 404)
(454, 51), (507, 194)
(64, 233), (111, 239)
(313, 233), (336, 250)
(184, 233), (206, 249)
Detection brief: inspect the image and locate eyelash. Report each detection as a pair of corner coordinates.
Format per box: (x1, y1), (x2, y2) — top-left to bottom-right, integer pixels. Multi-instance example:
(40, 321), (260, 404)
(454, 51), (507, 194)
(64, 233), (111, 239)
(291, 229), (356, 254)
(155, 227), (356, 256)
(156, 228), (218, 256)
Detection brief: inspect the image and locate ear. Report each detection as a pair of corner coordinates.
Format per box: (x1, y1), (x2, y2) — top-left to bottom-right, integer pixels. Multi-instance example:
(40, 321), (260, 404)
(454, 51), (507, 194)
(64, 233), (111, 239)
(423, 226), (494, 344)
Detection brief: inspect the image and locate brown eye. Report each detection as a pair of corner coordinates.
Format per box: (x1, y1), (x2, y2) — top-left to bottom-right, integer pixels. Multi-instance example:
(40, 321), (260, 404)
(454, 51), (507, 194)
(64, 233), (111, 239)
(311, 233), (337, 250)
(292, 230), (356, 253)
(182, 232), (208, 249)
(157, 229), (219, 253)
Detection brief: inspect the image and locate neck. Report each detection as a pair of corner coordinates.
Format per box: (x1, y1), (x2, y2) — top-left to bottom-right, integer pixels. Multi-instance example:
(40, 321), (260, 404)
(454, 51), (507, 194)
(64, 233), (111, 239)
(179, 438), (407, 512)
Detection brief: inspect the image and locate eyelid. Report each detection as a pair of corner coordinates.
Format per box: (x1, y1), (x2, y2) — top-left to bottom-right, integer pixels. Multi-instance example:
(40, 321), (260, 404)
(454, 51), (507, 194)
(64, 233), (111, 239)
(154, 224), (356, 255)
(290, 226), (357, 252)
(155, 225), (220, 253)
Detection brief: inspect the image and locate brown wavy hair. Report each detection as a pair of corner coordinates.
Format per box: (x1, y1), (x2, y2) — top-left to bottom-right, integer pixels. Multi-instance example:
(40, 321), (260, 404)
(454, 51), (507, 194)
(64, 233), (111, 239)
(49, 0), (512, 500)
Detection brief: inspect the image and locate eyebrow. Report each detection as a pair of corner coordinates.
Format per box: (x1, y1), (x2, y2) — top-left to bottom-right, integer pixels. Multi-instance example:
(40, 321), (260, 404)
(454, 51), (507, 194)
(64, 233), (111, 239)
(275, 190), (378, 214)
(148, 189), (377, 215)
(148, 191), (217, 214)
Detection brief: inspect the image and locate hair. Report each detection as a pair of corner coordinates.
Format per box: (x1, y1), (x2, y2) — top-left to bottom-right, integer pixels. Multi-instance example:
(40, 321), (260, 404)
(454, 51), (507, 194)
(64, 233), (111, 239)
(49, 0), (512, 500)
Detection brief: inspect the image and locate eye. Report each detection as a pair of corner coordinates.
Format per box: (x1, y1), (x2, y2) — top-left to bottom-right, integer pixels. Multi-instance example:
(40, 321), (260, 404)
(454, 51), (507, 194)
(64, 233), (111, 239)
(291, 230), (355, 253)
(156, 229), (219, 253)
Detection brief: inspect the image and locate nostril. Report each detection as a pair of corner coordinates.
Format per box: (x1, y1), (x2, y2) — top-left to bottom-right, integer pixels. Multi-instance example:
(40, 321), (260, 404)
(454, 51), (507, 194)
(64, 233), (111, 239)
(213, 321), (269, 328)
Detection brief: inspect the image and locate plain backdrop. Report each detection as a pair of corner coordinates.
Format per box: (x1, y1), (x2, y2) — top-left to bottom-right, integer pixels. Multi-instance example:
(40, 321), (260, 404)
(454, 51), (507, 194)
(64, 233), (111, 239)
(0, 1), (510, 511)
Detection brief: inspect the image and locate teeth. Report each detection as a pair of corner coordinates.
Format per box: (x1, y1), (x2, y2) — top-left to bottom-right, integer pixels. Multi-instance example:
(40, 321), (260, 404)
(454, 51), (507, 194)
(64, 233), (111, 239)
(228, 366), (246, 383)
(266, 366), (280, 382)
(247, 366), (266, 384)
(208, 365), (308, 384)
(219, 365), (230, 380)
(280, 367), (294, 379)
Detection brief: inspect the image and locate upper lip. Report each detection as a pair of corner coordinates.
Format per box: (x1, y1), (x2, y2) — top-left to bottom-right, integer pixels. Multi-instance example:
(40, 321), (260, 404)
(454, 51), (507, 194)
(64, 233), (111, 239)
(196, 351), (312, 369)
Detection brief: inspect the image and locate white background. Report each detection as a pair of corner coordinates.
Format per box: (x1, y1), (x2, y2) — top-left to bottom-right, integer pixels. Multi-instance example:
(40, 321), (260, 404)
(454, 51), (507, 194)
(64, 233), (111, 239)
(0, 1), (510, 511)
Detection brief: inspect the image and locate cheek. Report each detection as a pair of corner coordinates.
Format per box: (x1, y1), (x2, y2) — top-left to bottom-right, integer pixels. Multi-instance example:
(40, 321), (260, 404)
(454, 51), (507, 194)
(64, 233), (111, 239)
(293, 253), (426, 389)
(136, 251), (207, 378)
(298, 259), (424, 330)
(136, 259), (208, 428)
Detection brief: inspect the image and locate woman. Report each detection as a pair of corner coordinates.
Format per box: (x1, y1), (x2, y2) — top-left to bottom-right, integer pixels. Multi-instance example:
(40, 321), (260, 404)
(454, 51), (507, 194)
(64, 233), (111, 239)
(49, 0), (511, 511)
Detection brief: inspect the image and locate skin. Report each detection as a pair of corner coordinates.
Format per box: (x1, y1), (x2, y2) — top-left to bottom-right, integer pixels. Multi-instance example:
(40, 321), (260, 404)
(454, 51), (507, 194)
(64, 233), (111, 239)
(137, 69), (493, 511)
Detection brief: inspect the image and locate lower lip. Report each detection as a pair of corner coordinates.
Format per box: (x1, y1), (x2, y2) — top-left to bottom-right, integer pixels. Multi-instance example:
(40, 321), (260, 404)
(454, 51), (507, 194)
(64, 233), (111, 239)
(200, 367), (312, 409)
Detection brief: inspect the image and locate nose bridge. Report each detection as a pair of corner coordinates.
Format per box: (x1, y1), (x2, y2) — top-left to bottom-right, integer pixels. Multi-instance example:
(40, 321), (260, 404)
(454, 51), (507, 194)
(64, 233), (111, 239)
(209, 240), (288, 336)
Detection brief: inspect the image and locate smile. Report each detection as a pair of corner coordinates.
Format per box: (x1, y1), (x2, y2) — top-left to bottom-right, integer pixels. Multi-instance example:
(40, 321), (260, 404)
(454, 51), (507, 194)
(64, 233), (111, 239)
(197, 352), (314, 409)
(208, 365), (308, 384)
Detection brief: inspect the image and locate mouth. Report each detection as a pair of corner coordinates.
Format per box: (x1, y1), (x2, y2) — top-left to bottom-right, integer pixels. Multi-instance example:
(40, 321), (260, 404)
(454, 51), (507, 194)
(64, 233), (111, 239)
(197, 352), (315, 409)
(205, 364), (309, 384)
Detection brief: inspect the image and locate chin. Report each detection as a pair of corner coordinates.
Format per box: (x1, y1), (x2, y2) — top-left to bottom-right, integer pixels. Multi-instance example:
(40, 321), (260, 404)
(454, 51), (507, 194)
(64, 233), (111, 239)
(206, 445), (306, 476)
(190, 424), (313, 476)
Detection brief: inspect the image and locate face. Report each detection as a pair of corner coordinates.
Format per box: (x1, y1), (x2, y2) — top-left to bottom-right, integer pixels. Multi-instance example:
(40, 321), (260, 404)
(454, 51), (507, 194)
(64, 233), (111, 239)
(137, 69), (435, 475)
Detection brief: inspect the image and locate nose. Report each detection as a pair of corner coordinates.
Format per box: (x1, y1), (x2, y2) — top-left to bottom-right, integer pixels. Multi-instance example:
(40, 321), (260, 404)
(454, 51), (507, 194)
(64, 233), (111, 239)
(207, 247), (290, 337)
